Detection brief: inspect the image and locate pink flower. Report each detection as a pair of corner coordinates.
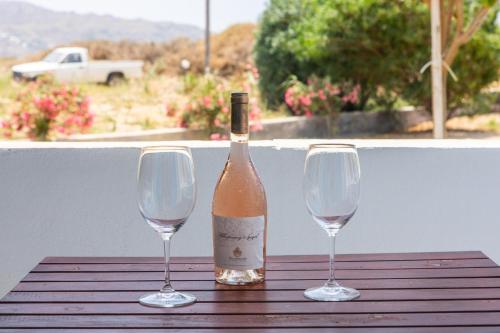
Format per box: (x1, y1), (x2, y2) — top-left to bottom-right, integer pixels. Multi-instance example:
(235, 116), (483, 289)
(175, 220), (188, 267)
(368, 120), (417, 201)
(250, 106), (261, 121)
(83, 114), (94, 128)
(250, 122), (263, 132)
(80, 97), (90, 111)
(318, 89), (326, 101)
(216, 97), (224, 107)
(33, 97), (42, 108)
(249, 111), (256, 121)
(299, 95), (312, 106)
(351, 85), (361, 104)
(210, 133), (229, 140)
(1, 120), (11, 129)
(342, 85), (360, 105)
(59, 101), (69, 111)
(210, 133), (221, 141)
(74, 117), (84, 127)
(63, 117), (74, 127)
(304, 109), (313, 118)
(21, 112), (30, 122)
(202, 96), (212, 108)
(60, 87), (68, 97)
(284, 88), (295, 107)
(221, 106), (229, 114)
(35, 97), (56, 114)
(251, 67), (259, 79)
(214, 118), (221, 127)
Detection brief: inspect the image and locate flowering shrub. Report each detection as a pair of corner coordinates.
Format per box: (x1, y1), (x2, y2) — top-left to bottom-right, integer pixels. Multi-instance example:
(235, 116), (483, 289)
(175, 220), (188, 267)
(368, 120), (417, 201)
(284, 76), (361, 116)
(1, 76), (94, 140)
(172, 75), (230, 136)
(168, 64), (263, 140)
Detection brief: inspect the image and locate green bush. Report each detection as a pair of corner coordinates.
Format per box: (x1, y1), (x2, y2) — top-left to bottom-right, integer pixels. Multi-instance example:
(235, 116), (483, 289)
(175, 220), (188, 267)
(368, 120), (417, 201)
(255, 0), (500, 111)
(254, 0), (325, 108)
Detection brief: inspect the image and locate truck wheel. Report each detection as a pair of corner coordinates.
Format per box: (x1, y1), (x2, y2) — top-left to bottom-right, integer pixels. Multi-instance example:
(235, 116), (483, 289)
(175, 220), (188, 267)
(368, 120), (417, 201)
(107, 73), (125, 86)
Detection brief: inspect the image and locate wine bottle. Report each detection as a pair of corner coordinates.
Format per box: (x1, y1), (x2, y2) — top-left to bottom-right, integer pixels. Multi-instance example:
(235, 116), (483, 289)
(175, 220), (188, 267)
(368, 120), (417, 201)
(212, 92), (267, 285)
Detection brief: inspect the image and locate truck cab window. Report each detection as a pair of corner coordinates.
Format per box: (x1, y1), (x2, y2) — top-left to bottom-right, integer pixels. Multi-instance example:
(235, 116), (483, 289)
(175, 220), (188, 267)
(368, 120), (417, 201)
(62, 53), (82, 63)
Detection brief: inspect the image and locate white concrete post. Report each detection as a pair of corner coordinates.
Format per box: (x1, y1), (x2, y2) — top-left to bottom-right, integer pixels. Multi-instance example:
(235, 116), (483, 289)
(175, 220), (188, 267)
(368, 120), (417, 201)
(431, 0), (446, 139)
(204, 0), (211, 74)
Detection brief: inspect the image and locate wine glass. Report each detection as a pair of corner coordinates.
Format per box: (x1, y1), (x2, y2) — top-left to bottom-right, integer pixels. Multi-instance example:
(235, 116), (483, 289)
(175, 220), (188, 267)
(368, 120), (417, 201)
(137, 146), (197, 308)
(303, 143), (361, 301)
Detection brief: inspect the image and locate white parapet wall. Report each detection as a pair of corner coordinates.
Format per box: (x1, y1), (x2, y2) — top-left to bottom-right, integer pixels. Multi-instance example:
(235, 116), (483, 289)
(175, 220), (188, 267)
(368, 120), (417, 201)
(1, 139), (500, 296)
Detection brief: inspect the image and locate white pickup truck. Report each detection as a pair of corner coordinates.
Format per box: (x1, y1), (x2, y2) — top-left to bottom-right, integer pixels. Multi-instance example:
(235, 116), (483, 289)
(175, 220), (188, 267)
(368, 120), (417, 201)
(11, 47), (144, 85)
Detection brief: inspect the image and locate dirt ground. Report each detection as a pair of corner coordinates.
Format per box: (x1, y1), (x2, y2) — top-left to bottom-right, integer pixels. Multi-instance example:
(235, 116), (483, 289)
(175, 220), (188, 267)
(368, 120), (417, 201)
(367, 130), (500, 140)
(367, 113), (500, 139)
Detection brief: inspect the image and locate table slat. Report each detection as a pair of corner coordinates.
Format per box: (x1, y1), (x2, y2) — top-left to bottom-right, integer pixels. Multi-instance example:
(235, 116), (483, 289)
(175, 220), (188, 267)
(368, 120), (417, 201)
(3, 328), (500, 333)
(40, 251), (487, 264)
(4, 288), (500, 303)
(2, 313), (500, 328)
(3, 299), (500, 315)
(32, 258), (497, 272)
(23, 267), (500, 282)
(13, 277), (500, 292)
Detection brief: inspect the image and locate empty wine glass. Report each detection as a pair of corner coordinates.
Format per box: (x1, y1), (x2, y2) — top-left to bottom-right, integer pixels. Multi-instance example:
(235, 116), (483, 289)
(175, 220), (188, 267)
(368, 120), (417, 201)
(137, 146), (196, 307)
(303, 143), (361, 301)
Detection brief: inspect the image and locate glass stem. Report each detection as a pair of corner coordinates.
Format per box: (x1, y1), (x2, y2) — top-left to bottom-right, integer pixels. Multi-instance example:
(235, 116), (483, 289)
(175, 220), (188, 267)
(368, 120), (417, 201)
(326, 234), (338, 287)
(160, 235), (174, 293)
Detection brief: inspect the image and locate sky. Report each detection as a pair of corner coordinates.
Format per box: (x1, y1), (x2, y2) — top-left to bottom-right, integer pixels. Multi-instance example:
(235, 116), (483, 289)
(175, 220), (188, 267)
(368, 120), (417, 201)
(16, 0), (269, 32)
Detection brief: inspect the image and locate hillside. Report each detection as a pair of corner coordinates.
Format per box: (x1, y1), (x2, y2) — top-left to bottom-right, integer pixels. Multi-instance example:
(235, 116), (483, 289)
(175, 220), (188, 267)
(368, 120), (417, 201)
(0, 1), (204, 58)
(27, 23), (256, 77)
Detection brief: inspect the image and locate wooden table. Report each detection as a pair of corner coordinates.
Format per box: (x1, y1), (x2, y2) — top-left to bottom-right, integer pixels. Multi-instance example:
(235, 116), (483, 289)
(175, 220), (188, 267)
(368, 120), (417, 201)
(1, 251), (500, 332)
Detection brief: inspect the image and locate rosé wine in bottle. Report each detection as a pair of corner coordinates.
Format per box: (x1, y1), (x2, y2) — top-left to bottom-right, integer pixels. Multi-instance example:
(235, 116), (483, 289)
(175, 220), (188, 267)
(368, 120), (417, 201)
(212, 92), (267, 285)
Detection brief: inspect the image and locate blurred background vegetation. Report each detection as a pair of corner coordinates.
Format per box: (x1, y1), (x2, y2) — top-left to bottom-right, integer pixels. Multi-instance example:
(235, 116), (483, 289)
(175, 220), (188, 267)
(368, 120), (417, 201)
(0, 0), (499, 140)
(255, 0), (500, 113)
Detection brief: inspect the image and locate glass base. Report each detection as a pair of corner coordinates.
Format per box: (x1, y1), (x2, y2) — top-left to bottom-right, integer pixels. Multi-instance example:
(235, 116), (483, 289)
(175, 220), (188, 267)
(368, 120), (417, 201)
(304, 283), (360, 302)
(139, 291), (196, 308)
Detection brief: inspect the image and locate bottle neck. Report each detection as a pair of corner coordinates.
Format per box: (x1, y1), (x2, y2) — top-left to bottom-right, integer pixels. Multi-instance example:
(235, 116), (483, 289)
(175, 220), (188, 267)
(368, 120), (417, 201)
(230, 93), (249, 160)
(229, 132), (249, 161)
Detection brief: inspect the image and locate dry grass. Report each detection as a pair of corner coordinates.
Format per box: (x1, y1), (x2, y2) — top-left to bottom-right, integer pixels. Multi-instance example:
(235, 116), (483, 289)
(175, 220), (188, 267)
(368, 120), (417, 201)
(22, 23), (256, 77)
(407, 112), (500, 134)
(80, 76), (182, 133)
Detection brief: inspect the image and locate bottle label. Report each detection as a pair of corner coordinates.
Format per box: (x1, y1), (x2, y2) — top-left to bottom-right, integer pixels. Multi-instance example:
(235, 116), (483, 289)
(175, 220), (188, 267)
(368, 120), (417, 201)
(213, 215), (265, 270)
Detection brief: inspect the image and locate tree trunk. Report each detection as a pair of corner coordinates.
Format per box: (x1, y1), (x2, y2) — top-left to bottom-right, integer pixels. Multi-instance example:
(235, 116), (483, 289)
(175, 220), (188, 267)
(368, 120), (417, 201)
(431, 0), (446, 138)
